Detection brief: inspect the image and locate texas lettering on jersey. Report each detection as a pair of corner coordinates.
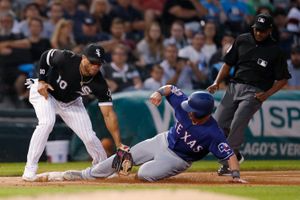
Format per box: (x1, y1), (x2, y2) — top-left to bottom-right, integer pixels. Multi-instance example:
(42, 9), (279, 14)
(175, 122), (204, 153)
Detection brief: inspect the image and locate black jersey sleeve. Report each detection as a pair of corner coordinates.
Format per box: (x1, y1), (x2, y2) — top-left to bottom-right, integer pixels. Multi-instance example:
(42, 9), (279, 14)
(38, 49), (65, 81)
(91, 73), (113, 106)
(273, 49), (292, 80)
(224, 36), (240, 66)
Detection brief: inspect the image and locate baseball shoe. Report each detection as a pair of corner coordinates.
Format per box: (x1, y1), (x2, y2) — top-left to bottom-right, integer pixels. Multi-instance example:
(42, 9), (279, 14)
(217, 165), (232, 176)
(63, 170), (84, 181)
(22, 168), (37, 182)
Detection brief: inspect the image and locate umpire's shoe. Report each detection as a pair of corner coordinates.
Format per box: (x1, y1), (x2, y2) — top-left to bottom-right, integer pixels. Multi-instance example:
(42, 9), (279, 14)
(217, 153), (244, 176)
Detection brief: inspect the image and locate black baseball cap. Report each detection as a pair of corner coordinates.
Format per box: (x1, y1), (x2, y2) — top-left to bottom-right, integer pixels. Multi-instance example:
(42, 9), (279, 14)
(83, 43), (106, 65)
(252, 13), (273, 31)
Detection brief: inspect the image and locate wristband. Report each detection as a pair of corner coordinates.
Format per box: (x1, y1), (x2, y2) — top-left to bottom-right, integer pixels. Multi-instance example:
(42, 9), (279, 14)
(232, 170), (240, 179)
(156, 87), (165, 96)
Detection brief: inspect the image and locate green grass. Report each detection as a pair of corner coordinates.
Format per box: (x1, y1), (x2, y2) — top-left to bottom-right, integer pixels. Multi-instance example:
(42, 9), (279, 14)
(0, 160), (300, 199)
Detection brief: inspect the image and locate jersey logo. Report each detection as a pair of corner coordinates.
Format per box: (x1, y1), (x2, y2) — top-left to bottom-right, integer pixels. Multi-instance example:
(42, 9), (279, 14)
(218, 143), (231, 153)
(257, 58), (268, 67)
(96, 49), (101, 57)
(171, 86), (183, 96)
(176, 122), (204, 152)
(258, 17), (265, 23)
(77, 86), (92, 96)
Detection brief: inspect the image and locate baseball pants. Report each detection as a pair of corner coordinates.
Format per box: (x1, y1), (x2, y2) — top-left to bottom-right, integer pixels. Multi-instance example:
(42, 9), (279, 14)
(83, 132), (191, 182)
(25, 80), (107, 173)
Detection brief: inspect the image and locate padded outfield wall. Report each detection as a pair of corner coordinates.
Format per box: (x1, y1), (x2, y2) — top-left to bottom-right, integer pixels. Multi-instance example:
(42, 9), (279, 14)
(71, 90), (300, 160)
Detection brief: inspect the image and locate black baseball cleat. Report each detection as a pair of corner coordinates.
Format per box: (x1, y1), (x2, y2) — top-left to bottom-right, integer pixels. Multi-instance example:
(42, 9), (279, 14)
(217, 165), (232, 176)
(237, 152), (245, 164)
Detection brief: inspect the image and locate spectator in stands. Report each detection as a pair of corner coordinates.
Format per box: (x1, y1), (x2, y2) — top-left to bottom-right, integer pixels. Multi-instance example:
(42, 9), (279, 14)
(272, 7), (293, 54)
(34, 0), (48, 18)
(136, 21), (164, 68)
(50, 19), (77, 51)
(143, 64), (164, 91)
(89, 0), (112, 34)
(200, 0), (227, 24)
(76, 16), (109, 46)
(43, 2), (64, 39)
(100, 18), (135, 59)
(161, 44), (197, 89)
(109, 0), (145, 41)
(0, 11), (31, 106)
(286, 0), (300, 45)
(14, 2), (42, 37)
(202, 20), (218, 64)
(101, 44), (143, 93)
(161, 0), (208, 35)
(286, 44), (300, 89)
(178, 32), (209, 89)
(61, 0), (89, 39)
(209, 30), (235, 87)
(164, 21), (188, 50)
(221, 0), (251, 33)
(131, 0), (166, 17)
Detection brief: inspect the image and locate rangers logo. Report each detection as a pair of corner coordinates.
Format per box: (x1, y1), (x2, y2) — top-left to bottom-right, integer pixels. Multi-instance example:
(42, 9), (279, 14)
(218, 143), (231, 153)
(95, 49), (101, 57)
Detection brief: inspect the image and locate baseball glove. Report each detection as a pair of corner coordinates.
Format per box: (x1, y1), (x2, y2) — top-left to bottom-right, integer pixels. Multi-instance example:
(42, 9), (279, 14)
(112, 145), (133, 176)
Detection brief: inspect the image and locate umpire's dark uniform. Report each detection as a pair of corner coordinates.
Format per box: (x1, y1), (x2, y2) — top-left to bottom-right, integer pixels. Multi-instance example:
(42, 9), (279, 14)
(213, 13), (291, 162)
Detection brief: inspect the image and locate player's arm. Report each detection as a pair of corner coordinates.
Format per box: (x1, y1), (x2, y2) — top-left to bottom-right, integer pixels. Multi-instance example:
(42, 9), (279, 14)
(37, 49), (63, 99)
(149, 85), (173, 106)
(227, 154), (244, 182)
(99, 105), (122, 148)
(207, 63), (231, 94)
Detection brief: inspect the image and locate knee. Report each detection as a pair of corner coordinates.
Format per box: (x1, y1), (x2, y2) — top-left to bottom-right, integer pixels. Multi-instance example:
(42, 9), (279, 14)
(37, 117), (55, 131)
(137, 168), (157, 182)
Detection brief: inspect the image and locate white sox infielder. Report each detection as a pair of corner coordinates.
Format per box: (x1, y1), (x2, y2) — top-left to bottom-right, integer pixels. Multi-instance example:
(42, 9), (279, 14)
(22, 44), (123, 181)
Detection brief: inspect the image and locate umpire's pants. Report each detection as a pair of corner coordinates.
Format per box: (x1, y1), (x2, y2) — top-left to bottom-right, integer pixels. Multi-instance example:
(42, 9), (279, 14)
(214, 82), (263, 152)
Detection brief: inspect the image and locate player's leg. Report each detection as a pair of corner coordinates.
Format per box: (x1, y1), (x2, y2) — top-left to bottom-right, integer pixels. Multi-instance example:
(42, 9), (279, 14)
(23, 81), (56, 181)
(56, 97), (107, 165)
(136, 133), (191, 181)
(63, 132), (166, 180)
(214, 83), (238, 137)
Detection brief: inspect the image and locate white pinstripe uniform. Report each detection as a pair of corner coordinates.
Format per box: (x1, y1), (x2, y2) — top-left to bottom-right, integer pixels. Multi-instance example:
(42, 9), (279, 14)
(23, 49), (111, 177)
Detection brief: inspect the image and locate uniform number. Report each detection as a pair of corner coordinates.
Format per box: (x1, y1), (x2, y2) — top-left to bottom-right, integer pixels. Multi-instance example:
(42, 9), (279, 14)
(56, 75), (68, 89)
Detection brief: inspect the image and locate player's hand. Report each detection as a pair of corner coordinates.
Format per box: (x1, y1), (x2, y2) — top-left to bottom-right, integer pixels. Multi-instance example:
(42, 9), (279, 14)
(149, 91), (162, 106)
(38, 81), (54, 100)
(254, 92), (269, 102)
(207, 83), (219, 94)
(231, 177), (248, 184)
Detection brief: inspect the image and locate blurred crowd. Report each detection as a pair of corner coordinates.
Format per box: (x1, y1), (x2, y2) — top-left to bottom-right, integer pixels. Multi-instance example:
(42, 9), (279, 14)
(1, 0), (300, 109)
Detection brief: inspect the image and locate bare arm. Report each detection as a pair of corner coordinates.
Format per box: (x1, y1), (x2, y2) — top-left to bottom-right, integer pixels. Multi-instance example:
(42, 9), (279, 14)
(169, 6), (199, 18)
(99, 105), (122, 148)
(149, 85), (173, 106)
(8, 39), (31, 49)
(255, 79), (288, 102)
(133, 77), (143, 89)
(189, 0), (208, 17)
(207, 63), (231, 93)
(228, 154), (247, 183)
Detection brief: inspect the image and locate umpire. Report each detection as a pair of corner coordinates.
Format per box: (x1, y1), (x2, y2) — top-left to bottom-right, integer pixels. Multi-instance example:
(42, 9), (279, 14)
(207, 13), (291, 175)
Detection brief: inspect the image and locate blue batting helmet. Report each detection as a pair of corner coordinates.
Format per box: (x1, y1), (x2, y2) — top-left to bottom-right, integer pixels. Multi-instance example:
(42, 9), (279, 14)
(181, 91), (214, 117)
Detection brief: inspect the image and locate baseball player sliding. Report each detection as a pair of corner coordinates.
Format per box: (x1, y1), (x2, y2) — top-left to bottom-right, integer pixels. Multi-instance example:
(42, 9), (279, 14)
(36, 85), (246, 183)
(22, 44), (127, 181)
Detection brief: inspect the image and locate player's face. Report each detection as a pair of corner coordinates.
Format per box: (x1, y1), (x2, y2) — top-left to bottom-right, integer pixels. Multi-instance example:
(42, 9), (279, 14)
(82, 56), (101, 76)
(86, 61), (101, 76)
(253, 28), (272, 42)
